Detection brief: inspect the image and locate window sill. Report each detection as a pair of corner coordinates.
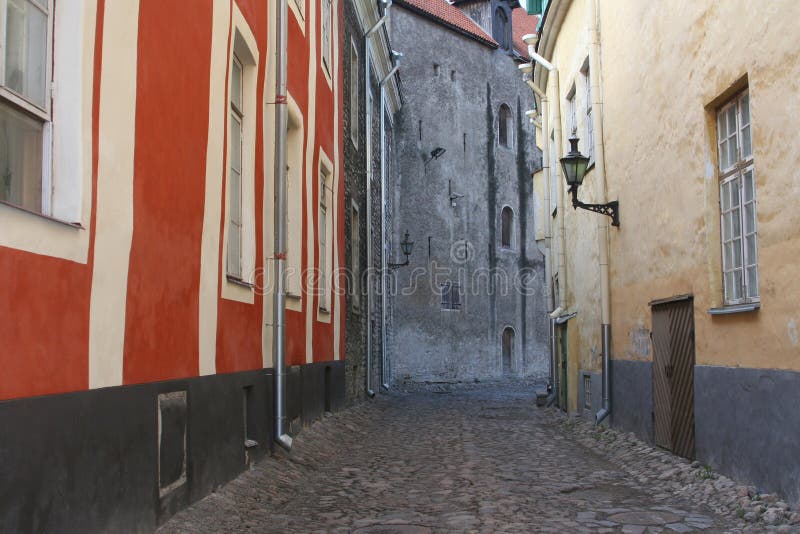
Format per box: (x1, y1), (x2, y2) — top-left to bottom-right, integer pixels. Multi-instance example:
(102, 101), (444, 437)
(226, 275), (254, 289)
(708, 302), (760, 315)
(318, 306), (330, 314)
(0, 199), (84, 229)
(286, 292), (302, 300)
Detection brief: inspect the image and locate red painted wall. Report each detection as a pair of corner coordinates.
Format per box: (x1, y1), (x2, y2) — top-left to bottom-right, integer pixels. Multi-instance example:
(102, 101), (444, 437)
(122, 0), (213, 384)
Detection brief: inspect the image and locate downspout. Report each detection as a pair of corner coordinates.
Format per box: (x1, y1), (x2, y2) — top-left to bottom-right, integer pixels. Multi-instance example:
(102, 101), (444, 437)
(364, 2), (390, 398)
(380, 62), (399, 390)
(273, 0), (292, 450)
(525, 35), (562, 408)
(588, 0), (612, 425)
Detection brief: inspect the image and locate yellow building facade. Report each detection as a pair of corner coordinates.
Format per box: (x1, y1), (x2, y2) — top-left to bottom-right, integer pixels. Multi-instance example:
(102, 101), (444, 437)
(531, 0), (800, 502)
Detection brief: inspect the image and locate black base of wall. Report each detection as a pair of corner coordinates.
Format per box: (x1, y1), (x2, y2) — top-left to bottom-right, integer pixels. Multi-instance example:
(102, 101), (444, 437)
(610, 359), (654, 444)
(0, 360), (346, 532)
(695, 365), (800, 504)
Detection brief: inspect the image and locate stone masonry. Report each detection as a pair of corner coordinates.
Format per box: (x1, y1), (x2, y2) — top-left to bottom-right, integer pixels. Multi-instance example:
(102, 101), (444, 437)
(156, 381), (798, 533)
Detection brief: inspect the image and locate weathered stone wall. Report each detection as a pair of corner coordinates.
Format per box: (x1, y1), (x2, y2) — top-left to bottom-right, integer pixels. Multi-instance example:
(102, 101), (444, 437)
(343, 1), (367, 405)
(388, 6), (547, 383)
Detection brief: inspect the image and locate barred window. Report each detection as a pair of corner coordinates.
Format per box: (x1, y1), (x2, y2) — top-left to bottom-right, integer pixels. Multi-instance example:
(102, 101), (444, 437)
(440, 281), (461, 311)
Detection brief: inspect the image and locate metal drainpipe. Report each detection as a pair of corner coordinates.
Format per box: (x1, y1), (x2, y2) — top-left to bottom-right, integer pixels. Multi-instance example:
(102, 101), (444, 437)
(380, 63), (399, 390)
(364, 3), (390, 398)
(273, 0), (292, 450)
(524, 35), (558, 407)
(588, 0), (612, 425)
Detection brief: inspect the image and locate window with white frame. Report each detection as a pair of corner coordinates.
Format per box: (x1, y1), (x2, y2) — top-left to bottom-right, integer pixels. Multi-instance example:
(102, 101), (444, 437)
(293, 0), (305, 19)
(351, 201), (360, 309)
(582, 61), (594, 161)
(321, 0), (331, 77)
(227, 54), (244, 279)
(286, 100), (304, 297)
(0, 0), (52, 215)
(349, 38), (358, 147)
(566, 84), (576, 137)
(717, 89), (757, 304)
(318, 165), (332, 311)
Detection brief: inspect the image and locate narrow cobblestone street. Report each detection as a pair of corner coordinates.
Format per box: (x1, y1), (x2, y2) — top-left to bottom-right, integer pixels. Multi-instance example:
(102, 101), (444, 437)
(158, 382), (762, 533)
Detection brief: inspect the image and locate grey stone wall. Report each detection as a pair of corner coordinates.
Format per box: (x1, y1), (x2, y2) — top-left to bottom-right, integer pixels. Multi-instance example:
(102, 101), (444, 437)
(343, 1), (395, 403)
(388, 6), (548, 383)
(343, 1), (367, 405)
(610, 359), (654, 443)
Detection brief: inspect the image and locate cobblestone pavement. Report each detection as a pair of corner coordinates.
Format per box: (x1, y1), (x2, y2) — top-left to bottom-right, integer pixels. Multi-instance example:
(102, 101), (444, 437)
(160, 381), (792, 533)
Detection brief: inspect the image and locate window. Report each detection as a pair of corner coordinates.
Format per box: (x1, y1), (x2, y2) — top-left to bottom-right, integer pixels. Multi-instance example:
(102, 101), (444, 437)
(351, 201), (360, 309)
(499, 104), (512, 148)
(286, 99), (303, 297)
(0, 0), (51, 215)
(440, 281), (461, 311)
(349, 38), (358, 147)
(566, 84), (577, 137)
(582, 62), (594, 161)
(318, 164), (332, 311)
(227, 55), (244, 279)
(321, 0), (331, 77)
(501, 206), (513, 248)
(223, 20), (258, 298)
(718, 90), (757, 304)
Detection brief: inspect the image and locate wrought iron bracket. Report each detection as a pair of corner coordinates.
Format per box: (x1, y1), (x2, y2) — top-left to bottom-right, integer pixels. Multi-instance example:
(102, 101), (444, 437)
(570, 187), (620, 227)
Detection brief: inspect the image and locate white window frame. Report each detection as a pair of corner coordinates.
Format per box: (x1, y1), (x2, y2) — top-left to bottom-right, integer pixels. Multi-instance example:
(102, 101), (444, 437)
(285, 96), (304, 300)
(227, 54), (244, 280)
(565, 84), (577, 138)
(581, 61), (594, 163)
(349, 38), (358, 148)
(318, 161), (333, 313)
(221, 14), (258, 303)
(718, 90), (757, 305)
(0, 0), (53, 217)
(321, 0), (332, 81)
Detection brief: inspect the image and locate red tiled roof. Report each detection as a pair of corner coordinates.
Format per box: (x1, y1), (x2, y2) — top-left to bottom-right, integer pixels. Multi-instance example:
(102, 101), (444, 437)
(512, 8), (539, 60)
(396, 0), (498, 48)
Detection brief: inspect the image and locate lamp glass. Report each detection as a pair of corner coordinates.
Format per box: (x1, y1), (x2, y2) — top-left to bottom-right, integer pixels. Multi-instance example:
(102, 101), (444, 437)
(560, 137), (590, 188)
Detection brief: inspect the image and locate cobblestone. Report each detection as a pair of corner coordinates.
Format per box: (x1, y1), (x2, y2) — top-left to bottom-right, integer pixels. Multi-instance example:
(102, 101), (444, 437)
(160, 381), (786, 533)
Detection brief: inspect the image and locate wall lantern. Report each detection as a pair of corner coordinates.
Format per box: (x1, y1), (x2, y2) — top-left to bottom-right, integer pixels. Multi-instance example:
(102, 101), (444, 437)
(560, 136), (620, 227)
(388, 231), (414, 268)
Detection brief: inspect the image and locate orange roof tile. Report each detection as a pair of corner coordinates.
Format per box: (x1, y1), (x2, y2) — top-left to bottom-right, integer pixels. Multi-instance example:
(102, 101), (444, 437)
(512, 8), (539, 60)
(396, 0), (499, 48)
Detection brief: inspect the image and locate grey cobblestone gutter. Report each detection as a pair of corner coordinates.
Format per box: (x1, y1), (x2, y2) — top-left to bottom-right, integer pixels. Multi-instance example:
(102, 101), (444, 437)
(159, 381), (797, 533)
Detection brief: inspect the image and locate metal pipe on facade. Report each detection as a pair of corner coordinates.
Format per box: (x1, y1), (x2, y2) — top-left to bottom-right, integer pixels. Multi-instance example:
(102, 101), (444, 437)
(379, 62), (399, 390)
(273, 0), (292, 450)
(364, 3), (390, 398)
(587, 0), (612, 425)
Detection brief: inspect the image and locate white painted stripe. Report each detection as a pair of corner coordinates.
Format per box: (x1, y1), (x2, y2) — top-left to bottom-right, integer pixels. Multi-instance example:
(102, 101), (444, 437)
(198, 0), (231, 376)
(304, 0), (317, 364)
(88, 0), (141, 389)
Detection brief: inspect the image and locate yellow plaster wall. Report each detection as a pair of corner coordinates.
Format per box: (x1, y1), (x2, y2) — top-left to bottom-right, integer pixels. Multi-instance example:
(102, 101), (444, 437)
(595, 1), (800, 371)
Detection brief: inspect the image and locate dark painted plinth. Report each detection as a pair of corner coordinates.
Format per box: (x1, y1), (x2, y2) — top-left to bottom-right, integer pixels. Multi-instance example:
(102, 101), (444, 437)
(610, 359), (654, 443)
(695, 365), (800, 503)
(0, 369), (273, 532)
(286, 360), (346, 432)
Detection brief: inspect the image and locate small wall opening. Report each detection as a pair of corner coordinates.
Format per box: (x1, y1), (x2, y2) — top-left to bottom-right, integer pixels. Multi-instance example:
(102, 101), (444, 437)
(502, 327), (514, 375)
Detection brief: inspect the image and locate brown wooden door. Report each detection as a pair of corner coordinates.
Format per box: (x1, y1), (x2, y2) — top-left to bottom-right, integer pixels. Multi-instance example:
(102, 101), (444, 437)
(651, 298), (696, 459)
